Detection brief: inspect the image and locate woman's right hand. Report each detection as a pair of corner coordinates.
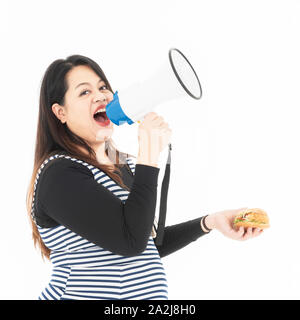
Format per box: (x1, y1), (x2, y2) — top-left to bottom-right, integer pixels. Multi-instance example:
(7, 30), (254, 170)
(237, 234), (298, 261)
(137, 112), (172, 167)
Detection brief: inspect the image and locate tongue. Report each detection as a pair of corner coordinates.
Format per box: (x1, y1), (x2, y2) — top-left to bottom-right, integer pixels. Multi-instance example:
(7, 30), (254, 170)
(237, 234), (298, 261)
(94, 113), (106, 122)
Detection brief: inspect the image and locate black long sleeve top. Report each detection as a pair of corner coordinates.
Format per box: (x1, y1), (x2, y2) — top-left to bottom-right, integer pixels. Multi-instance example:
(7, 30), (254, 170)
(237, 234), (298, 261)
(34, 157), (209, 258)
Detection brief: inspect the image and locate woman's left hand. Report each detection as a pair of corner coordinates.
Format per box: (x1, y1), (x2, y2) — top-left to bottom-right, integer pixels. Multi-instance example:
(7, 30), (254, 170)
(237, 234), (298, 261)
(205, 207), (264, 241)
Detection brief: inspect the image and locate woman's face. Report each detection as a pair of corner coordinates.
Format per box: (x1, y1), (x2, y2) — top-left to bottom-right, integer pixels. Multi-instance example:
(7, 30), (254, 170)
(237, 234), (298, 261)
(52, 65), (114, 146)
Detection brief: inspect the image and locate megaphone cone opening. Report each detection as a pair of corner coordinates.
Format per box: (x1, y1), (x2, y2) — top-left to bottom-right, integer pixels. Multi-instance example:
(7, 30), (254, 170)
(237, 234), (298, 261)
(168, 48), (202, 100)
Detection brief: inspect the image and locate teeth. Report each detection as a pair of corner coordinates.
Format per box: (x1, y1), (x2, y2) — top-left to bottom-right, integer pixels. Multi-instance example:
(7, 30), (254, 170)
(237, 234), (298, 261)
(94, 108), (106, 115)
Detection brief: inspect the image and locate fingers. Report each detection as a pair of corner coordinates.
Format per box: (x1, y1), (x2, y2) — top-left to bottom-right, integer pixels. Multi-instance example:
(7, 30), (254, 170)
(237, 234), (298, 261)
(152, 116), (164, 126)
(146, 113), (164, 125)
(237, 226), (245, 239)
(144, 113), (170, 129)
(238, 227), (264, 241)
(253, 227), (263, 237)
(145, 112), (159, 120)
(226, 226), (245, 240)
(243, 227), (253, 240)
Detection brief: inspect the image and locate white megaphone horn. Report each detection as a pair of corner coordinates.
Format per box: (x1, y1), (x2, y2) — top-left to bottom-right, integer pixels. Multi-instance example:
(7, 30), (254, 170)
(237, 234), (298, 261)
(105, 48), (203, 126)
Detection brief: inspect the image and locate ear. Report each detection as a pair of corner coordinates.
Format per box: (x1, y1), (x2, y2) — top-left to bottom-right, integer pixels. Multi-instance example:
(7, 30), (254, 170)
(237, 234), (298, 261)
(52, 103), (67, 124)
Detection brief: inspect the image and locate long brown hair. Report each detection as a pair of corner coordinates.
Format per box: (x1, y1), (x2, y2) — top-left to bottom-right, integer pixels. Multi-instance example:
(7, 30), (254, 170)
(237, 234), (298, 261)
(26, 54), (145, 261)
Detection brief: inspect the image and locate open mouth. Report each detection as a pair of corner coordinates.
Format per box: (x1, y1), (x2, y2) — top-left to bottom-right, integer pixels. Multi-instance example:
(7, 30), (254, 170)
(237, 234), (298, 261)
(93, 110), (110, 126)
(93, 111), (109, 122)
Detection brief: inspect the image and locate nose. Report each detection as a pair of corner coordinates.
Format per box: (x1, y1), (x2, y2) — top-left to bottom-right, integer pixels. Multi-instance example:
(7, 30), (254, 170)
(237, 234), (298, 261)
(93, 92), (107, 104)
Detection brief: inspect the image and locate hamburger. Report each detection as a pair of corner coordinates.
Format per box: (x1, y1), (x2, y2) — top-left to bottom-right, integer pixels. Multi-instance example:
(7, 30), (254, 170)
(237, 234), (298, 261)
(233, 208), (270, 229)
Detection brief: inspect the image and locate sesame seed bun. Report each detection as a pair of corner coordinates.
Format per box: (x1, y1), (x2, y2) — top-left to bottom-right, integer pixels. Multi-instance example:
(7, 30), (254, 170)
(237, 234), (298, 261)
(233, 208), (270, 229)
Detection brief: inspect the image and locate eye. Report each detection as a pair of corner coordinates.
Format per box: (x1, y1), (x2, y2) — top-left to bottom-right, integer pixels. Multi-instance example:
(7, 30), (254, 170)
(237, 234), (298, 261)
(79, 89), (89, 96)
(79, 85), (108, 96)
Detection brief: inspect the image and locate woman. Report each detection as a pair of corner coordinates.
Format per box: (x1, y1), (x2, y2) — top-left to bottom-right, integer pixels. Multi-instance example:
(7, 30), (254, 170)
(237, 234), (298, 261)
(26, 54), (263, 300)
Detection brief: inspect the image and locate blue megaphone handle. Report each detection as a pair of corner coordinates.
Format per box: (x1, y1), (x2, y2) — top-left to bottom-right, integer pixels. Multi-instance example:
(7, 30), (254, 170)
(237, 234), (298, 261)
(105, 91), (134, 126)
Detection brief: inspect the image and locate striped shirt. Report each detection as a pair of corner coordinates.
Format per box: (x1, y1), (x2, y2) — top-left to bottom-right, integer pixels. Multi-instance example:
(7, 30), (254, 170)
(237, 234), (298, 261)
(33, 153), (168, 300)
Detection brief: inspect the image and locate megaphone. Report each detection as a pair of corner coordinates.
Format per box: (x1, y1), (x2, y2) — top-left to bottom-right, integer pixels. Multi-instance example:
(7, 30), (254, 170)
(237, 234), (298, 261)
(106, 48), (202, 126)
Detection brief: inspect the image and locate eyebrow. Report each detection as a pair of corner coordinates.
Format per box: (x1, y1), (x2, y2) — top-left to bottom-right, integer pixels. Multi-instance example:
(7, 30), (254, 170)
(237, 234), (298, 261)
(75, 79), (104, 90)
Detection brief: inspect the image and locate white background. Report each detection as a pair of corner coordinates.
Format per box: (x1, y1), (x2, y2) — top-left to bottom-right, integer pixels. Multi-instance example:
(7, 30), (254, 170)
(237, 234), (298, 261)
(0, 0), (299, 299)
